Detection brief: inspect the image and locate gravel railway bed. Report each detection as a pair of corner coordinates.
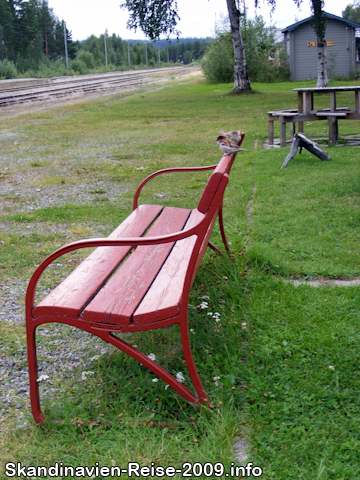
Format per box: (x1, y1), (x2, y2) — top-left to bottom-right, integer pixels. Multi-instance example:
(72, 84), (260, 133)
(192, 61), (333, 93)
(0, 66), (199, 107)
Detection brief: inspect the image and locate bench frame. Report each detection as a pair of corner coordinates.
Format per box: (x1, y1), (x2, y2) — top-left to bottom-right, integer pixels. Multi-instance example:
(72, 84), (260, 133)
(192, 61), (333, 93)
(26, 132), (245, 424)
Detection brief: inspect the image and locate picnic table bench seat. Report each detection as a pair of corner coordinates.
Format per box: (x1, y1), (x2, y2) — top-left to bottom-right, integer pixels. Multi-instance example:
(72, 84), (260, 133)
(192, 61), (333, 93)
(26, 131), (245, 424)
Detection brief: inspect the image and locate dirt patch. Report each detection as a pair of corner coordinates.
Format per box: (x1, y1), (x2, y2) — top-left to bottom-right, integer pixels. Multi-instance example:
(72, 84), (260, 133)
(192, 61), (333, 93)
(285, 278), (360, 287)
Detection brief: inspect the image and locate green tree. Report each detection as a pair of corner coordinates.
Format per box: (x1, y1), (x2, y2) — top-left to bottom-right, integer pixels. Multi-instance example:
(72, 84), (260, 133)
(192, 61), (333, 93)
(202, 30), (234, 83)
(0, 0), (19, 61)
(342, 1), (360, 22)
(120, 0), (252, 91)
(202, 15), (286, 84)
(242, 15), (281, 82)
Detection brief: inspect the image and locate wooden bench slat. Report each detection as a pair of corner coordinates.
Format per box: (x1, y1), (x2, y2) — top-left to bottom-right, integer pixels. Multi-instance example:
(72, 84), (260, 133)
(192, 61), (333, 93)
(33, 204), (163, 319)
(81, 207), (191, 325)
(315, 112), (347, 117)
(133, 209), (204, 324)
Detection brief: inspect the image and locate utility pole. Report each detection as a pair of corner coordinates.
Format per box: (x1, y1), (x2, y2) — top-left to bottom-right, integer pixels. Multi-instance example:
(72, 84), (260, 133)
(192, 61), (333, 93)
(104, 29), (108, 67)
(64, 22), (68, 70)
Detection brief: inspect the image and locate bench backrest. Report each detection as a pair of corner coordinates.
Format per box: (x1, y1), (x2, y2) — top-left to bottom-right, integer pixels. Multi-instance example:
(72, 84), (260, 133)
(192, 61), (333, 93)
(197, 154), (233, 214)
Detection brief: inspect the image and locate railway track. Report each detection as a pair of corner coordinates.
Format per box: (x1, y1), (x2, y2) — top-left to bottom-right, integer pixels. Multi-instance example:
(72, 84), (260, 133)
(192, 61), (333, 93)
(0, 66), (199, 107)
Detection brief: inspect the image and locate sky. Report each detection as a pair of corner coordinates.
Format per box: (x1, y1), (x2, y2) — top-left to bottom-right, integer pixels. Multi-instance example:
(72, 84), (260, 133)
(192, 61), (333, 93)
(46, 0), (350, 42)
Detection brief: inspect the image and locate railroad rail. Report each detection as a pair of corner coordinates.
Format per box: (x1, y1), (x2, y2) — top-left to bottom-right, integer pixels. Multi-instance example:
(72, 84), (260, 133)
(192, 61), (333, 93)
(0, 66), (198, 107)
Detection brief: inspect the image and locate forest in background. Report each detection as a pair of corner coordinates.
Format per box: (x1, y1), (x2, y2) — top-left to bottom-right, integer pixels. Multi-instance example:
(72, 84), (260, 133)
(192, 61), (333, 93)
(0, 0), (209, 78)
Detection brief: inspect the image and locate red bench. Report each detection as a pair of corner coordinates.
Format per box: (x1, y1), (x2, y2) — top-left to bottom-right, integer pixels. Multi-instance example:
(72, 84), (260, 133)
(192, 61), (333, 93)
(26, 131), (245, 424)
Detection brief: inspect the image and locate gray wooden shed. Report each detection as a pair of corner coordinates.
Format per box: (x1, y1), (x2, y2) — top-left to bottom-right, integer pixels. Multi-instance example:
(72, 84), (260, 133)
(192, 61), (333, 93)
(283, 12), (359, 81)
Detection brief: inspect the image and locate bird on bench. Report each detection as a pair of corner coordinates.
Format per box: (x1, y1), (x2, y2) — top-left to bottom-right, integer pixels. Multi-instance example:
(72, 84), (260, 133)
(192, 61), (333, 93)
(216, 129), (248, 155)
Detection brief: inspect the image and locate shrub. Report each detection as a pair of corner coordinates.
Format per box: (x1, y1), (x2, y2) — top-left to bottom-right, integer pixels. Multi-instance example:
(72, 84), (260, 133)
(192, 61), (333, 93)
(76, 50), (95, 70)
(0, 59), (18, 79)
(202, 31), (234, 84)
(70, 59), (88, 75)
(202, 15), (290, 84)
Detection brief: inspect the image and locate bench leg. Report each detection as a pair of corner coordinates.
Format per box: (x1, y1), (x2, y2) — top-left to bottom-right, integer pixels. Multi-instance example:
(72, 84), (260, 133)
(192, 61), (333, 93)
(27, 317), (209, 425)
(208, 206), (229, 256)
(290, 121), (296, 138)
(100, 328), (209, 405)
(218, 206), (230, 253)
(268, 118), (274, 145)
(328, 116), (338, 145)
(279, 117), (287, 148)
(180, 321), (209, 403)
(26, 324), (46, 424)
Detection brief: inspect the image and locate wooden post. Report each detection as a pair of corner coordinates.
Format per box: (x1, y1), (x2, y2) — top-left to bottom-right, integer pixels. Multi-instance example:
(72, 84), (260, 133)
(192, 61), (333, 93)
(297, 91), (304, 133)
(279, 116), (287, 148)
(268, 113), (274, 146)
(64, 22), (68, 70)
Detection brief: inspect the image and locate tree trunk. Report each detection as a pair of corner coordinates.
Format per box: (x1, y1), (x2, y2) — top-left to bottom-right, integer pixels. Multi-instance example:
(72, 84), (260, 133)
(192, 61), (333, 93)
(226, 0), (251, 92)
(316, 41), (328, 87)
(311, 0), (328, 87)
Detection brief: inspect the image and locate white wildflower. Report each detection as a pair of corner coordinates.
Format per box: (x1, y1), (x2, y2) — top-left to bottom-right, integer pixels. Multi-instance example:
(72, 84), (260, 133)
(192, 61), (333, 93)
(152, 378), (159, 383)
(213, 376), (221, 386)
(213, 312), (221, 322)
(198, 295), (210, 300)
(148, 353), (156, 361)
(165, 384), (170, 390)
(81, 371), (94, 381)
(190, 328), (195, 334)
(207, 312), (213, 316)
(241, 322), (247, 329)
(199, 301), (208, 309)
(37, 374), (49, 382)
(176, 372), (185, 383)
(329, 366), (335, 370)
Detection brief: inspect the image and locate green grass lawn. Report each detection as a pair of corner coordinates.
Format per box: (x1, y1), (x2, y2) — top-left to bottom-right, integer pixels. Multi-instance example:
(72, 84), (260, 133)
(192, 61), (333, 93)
(0, 73), (359, 479)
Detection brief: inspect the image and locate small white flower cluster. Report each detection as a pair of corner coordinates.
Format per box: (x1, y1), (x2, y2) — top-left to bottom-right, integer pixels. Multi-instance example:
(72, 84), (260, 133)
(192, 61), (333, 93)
(154, 372), (186, 389)
(176, 372), (185, 383)
(81, 371), (94, 381)
(213, 375), (221, 386)
(198, 296), (221, 322)
(207, 311), (221, 322)
(37, 374), (49, 383)
(148, 353), (156, 361)
(241, 322), (247, 329)
(329, 365), (335, 370)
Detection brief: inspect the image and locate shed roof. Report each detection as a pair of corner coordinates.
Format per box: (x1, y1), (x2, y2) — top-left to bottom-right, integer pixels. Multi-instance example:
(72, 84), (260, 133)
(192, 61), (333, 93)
(282, 11), (359, 33)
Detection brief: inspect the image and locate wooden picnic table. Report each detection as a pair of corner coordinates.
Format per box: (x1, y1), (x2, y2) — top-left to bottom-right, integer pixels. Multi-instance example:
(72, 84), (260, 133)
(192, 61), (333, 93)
(268, 85), (360, 147)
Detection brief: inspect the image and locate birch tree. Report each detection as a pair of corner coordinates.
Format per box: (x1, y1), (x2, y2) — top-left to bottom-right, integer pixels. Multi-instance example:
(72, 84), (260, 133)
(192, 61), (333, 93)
(120, 0), (328, 90)
(226, 0), (251, 91)
(120, 0), (254, 92)
(311, 0), (328, 87)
